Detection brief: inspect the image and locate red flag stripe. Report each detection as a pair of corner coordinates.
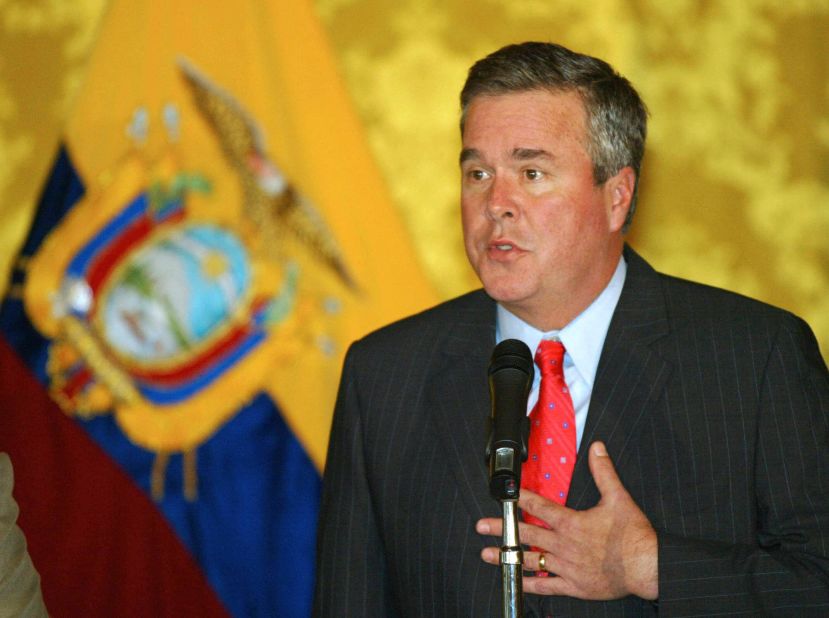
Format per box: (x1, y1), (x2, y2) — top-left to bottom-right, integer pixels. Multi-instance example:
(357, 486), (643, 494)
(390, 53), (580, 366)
(0, 336), (230, 618)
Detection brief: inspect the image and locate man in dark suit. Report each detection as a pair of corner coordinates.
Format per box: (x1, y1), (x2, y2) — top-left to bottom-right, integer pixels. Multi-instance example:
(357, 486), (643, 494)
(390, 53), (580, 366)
(313, 42), (829, 616)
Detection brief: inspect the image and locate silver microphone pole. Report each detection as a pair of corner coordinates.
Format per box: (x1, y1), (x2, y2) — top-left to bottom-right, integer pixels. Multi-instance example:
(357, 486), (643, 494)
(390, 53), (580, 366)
(500, 495), (523, 618)
(489, 449), (525, 618)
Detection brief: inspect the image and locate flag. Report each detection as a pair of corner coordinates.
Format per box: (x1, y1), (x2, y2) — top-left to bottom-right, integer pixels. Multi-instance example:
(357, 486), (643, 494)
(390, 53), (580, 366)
(0, 1), (436, 616)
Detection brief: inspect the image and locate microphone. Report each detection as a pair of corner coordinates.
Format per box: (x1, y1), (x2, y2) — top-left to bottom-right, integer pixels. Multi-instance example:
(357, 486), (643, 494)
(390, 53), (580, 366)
(486, 339), (533, 501)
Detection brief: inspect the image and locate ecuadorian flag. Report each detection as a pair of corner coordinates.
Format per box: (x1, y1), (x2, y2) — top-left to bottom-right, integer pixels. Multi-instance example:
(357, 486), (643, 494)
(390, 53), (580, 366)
(0, 1), (435, 616)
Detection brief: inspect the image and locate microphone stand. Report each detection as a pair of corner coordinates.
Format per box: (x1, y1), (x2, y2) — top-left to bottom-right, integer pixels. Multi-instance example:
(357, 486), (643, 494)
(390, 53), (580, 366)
(500, 494), (523, 618)
(489, 452), (526, 618)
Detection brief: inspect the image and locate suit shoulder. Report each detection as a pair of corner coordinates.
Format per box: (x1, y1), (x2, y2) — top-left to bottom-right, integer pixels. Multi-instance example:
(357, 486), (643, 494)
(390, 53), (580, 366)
(655, 272), (820, 353)
(625, 246), (805, 334)
(659, 272), (792, 320)
(346, 289), (493, 359)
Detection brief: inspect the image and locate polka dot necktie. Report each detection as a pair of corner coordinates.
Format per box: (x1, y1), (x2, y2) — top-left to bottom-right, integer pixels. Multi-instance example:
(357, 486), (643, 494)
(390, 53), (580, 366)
(521, 339), (576, 526)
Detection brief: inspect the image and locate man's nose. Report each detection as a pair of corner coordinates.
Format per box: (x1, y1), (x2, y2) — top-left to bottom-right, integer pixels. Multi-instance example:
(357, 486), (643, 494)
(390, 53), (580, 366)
(485, 175), (518, 220)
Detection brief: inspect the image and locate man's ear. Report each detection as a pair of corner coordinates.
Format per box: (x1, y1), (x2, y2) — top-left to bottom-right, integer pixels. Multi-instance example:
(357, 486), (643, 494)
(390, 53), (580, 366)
(605, 166), (636, 232)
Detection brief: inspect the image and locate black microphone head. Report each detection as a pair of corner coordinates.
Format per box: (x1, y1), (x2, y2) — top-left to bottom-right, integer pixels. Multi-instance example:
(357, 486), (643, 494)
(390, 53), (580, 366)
(488, 338), (533, 377)
(487, 338), (533, 500)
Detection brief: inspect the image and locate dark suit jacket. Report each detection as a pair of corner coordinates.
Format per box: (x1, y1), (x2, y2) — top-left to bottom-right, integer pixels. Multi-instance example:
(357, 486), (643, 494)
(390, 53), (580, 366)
(314, 247), (829, 617)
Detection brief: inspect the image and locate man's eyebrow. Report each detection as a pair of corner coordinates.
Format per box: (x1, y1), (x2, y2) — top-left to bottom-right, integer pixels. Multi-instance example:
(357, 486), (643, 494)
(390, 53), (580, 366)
(459, 147), (554, 165)
(513, 148), (553, 160)
(459, 148), (480, 165)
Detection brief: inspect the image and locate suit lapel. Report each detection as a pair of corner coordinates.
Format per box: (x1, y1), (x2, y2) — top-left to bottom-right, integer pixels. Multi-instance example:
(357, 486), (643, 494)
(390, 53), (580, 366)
(568, 247), (674, 509)
(423, 292), (502, 520)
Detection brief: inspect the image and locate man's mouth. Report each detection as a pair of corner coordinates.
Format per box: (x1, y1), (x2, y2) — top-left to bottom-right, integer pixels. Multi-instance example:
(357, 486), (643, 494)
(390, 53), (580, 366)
(490, 238), (523, 251)
(486, 239), (526, 259)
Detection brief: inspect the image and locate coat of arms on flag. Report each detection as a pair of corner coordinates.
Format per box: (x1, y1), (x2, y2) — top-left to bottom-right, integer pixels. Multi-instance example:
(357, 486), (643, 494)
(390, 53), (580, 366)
(22, 62), (354, 500)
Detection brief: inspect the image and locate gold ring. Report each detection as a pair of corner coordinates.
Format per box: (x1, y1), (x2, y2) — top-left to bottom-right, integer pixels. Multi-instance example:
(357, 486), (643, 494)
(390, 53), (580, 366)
(538, 553), (547, 572)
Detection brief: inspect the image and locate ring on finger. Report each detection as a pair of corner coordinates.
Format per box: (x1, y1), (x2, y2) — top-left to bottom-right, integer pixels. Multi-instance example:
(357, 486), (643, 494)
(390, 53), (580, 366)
(538, 553), (547, 572)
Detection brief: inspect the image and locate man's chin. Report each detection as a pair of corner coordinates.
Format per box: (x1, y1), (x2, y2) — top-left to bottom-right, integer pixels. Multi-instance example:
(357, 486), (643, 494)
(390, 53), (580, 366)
(481, 283), (531, 308)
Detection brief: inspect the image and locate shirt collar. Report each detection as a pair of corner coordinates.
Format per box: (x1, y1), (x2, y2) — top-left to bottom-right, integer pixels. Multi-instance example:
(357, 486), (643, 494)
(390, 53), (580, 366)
(496, 256), (627, 388)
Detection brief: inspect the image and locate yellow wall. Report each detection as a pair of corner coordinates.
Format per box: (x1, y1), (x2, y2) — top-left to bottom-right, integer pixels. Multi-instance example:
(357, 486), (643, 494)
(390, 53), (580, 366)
(1, 0), (827, 354)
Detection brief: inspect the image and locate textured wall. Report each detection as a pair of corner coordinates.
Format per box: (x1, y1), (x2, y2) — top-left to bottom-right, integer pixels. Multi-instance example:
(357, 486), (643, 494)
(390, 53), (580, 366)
(1, 0), (827, 354)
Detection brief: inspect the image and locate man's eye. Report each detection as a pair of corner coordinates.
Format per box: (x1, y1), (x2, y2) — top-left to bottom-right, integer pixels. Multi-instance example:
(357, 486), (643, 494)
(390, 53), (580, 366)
(524, 169), (543, 181)
(468, 169), (489, 181)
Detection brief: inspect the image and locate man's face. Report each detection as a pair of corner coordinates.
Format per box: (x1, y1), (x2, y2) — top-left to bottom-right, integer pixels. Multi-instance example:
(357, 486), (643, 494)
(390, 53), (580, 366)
(460, 89), (631, 330)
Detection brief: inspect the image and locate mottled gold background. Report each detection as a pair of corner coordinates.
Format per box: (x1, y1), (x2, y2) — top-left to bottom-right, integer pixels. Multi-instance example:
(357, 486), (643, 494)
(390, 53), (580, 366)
(1, 0), (827, 355)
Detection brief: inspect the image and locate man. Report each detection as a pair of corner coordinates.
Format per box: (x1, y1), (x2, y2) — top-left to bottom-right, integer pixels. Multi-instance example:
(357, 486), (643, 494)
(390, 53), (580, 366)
(313, 42), (829, 616)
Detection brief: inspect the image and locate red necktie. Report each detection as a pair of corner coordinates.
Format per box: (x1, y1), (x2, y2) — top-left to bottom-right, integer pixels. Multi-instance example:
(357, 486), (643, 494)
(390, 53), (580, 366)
(521, 339), (576, 528)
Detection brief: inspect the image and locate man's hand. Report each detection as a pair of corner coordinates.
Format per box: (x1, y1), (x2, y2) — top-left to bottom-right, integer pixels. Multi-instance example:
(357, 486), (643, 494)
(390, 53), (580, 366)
(477, 441), (658, 601)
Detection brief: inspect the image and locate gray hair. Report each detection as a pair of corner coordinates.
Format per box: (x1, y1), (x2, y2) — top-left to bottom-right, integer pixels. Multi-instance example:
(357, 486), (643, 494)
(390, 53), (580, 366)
(460, 42), (648, 228)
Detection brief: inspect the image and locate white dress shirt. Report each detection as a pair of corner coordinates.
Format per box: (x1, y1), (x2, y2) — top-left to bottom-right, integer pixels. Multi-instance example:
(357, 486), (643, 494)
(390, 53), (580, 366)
(496, 256), (627, 449)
